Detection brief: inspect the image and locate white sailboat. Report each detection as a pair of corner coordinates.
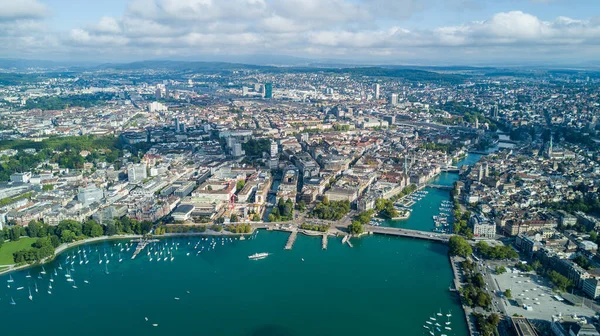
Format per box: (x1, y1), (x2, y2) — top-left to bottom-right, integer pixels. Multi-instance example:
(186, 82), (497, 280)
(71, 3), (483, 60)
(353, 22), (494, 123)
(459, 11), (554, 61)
(28, 287), (33, 301)
(35, 282), (38, 293)
(40, 266), (47, 275)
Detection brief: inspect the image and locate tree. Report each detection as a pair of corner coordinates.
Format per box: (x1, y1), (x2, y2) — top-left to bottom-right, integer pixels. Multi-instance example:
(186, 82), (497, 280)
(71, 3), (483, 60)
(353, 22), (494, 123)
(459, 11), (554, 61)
(504, 289), (512, 299)
(236, 179), (245, 191)
(230, 214), (239, 222)
(449, 236), (472, 257)
(60, 229), (76, 243)
(296, 200), (306, 211)
(27, 220), (43, 238)
(90, 224), (104, 237)
(349, 221), (363, 235)
(104, 223), (117, 236)
(495, 266), (506, 274)
(251, 214), (261, 222)
(42, 184), (54, 191)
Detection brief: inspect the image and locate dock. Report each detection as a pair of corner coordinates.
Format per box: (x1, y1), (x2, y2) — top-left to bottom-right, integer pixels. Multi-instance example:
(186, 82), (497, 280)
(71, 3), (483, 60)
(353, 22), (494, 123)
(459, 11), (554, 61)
(322, 234), (328, 250)
(131, 238), (159, 259)
(284, 230), (298, 250)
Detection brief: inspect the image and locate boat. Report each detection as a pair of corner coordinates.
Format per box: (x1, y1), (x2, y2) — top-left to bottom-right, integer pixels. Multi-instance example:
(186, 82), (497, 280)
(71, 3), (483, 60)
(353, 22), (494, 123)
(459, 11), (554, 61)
(84, 280), (89, 284)
(40, 267), (46, 275)
(28, 288), (33, 301)
(145, 317), (148, 321)
(435, 323), (441, 327)
(58, 263), (63, 270)
(7, 275), (14, 283)
(248, 252), (269, 260)
(437, 309), (443, 316)
(49, 283), (52, 289)
(35, 283), (38, 293)
(429, 317), (436, 321)
(105, 263), (110, 275)
(16, 287), (24, 290)
(26, 272), (31, 278)
(445, 327), (452, 330)
(152, 324), (158, 327)
(72, 280), (77, 289)
(174, 297), (180, 300)
(425, 321), (432, 325)
(50, 275), (54, 283)
(446, 311), (452, 317)
(10, 297), (16, 305)
(423, 325), (429, 329)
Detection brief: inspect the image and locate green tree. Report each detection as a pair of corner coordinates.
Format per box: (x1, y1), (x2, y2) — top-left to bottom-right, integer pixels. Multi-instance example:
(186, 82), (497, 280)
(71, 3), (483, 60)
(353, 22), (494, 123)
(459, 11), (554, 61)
(349, 221), (363, 235)
(504, 289), (512, 299)
(60, 229), (76, 243)
(236, 179), (245, 191)
(230, 214), (239, 222)
(42, 184), (54, 191)
(449, 236), (472, 257)
(495, 266), (506, 274)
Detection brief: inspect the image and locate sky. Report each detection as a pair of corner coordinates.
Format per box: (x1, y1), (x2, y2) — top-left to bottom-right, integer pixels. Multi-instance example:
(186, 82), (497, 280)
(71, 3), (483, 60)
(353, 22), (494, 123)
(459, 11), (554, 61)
(1, 0), (600, 65)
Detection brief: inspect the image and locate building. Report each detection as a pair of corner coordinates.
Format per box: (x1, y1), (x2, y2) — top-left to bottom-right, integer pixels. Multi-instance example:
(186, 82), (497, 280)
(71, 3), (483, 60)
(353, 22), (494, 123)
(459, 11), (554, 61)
(10, 172), (31, 183)
(174, 182), (196, 198)
(171, 204), (194, 222)
(264, 83), (273, 99)
(390, 93), (398, 106)
(128, 163), (148, 183)
(232, 143), (245, 157)
(583, 277), (600, 299)
(552, 315), (600, 336)
(77, 185), (104, 205)
(270, 140), (278, 158)
(174, 117), (180, 133)
(374, 84), (380, 100)
(470, 214), (496, 238)
(511, 316), (539, 336)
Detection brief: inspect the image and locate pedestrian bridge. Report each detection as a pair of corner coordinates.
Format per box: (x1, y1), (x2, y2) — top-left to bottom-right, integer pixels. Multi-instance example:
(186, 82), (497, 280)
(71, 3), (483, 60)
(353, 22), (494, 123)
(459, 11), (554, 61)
(366, 225), (452, 243)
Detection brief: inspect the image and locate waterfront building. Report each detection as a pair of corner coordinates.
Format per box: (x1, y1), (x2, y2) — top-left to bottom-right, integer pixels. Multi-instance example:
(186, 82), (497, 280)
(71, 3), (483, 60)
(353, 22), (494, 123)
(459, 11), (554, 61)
(374, 84), (380, 100)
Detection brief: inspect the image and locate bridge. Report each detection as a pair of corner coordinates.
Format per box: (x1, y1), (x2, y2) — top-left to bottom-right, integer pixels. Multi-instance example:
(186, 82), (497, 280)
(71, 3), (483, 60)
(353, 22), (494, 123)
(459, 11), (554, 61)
(427, 184), (454, 190)
(366, 225), (452, 243)
(441, 166), (460, 173)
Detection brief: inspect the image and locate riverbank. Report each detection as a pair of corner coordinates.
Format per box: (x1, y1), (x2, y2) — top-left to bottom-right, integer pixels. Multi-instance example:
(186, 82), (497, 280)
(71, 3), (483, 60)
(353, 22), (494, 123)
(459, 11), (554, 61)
(0, 234), (142, 276)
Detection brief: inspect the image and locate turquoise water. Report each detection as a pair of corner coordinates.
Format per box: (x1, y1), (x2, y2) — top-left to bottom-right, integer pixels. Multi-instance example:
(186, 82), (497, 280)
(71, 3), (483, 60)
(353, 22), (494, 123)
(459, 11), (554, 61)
(0, 232), (467, 336)
(383, 153), (481, 231)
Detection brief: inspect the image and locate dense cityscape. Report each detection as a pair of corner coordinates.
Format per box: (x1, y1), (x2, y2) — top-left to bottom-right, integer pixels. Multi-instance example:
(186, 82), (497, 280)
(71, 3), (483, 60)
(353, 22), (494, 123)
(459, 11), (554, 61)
(0, 61), (599, 335)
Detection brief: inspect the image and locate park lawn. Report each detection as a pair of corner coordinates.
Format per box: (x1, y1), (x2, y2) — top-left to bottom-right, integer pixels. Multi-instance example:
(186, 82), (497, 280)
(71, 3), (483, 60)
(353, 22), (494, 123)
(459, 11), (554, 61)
(0, 238), (37, 265)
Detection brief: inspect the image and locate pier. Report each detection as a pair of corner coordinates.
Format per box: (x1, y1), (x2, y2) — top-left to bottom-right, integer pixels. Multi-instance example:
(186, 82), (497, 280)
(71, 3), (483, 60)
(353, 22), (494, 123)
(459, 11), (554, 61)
(322, 234), (328, 250)
(131, 238), (159, 259)
(285, 230), (298, 250)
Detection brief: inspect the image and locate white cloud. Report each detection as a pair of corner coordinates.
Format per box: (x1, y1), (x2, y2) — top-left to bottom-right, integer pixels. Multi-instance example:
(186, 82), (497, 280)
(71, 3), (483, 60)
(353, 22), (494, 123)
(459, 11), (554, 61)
(0, 0), (599, 64)
(0, 0), (48, 21)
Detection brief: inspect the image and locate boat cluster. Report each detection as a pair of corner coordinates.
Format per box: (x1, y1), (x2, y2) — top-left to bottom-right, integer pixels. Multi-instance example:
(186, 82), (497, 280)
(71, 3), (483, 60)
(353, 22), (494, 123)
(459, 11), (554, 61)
(432, 200), (453, 234)
(423, 309), (453, 335)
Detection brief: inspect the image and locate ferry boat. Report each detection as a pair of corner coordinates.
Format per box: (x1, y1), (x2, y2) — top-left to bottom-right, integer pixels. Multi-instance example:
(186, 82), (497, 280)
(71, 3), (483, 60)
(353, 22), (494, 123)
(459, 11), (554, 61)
(248, 252), (269, 260)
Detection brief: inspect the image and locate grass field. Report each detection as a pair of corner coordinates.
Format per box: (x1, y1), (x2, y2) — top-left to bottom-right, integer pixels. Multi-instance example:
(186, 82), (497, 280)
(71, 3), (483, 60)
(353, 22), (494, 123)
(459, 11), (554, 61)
(0, 237), (37, 265)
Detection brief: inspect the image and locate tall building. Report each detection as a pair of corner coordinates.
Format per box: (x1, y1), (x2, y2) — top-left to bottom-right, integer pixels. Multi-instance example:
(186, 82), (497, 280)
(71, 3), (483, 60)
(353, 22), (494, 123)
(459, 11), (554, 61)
(474, 117), (479, 129)
(374, 84), (380, 100)
(174, 117), (180, 133)
(242, 86), (249, 96)
(232, 143), (245, 157)
(390, 93), (398, 106)
(270, 140), (278, 158)
(155, 88), (162, 100)
(264, 83), (273, 99)
(493, 103), (499, 118)
(128, 163), (147, 183)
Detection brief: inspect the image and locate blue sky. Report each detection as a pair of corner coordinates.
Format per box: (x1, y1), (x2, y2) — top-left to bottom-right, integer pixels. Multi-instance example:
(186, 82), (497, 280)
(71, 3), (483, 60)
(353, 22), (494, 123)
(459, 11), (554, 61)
(1, 0), (599, 65)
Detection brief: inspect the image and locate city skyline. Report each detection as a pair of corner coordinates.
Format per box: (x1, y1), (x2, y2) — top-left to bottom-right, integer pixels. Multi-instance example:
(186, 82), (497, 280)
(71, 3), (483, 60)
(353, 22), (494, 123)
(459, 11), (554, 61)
(1, 0), (600, 65)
